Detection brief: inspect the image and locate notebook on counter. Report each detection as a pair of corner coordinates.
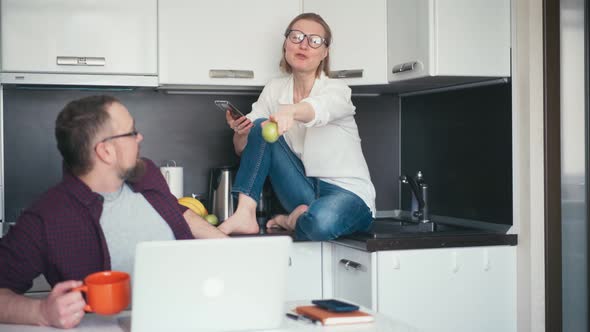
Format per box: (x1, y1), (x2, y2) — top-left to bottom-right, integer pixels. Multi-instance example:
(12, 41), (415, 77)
(295, 305), (375, 325)
(131, 236), (292, 332)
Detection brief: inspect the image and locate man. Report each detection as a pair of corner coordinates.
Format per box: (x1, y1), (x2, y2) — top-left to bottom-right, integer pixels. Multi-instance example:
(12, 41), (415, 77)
(0, 95), (226, 328)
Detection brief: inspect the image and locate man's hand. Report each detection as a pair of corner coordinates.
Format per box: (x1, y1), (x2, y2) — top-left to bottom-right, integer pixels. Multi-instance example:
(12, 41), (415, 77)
(39, 280), (86, 329)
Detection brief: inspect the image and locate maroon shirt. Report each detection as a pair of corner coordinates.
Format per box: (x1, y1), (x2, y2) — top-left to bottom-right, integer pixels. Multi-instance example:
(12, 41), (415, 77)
(0, 158), (193, 293)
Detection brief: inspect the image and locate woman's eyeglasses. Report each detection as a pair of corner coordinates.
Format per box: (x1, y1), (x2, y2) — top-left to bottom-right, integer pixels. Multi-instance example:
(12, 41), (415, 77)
(285, 29), (327, 49)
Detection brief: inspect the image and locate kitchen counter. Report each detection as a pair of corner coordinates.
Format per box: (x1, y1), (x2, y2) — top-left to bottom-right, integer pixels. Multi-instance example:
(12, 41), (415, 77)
(337, 214), (517, 251)
(242, 229), (516, 252)
(336, 231), (517, 252)
(237, 214), (517, 252)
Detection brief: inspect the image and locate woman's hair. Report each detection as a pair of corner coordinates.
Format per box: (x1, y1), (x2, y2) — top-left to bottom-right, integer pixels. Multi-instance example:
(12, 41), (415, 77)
(55, 95), (118, 176)
(279, 13), (332, 78)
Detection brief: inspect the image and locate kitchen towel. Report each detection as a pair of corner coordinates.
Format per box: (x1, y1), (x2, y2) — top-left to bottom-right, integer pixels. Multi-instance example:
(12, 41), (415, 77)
(160, 165), (183, 198)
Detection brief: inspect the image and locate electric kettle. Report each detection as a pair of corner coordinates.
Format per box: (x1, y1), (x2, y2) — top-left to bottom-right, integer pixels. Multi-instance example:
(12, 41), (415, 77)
(208, 166), (237, 222)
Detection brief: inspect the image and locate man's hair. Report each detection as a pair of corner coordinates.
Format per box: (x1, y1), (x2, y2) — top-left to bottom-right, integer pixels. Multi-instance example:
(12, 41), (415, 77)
(279, 12), (332, 77)
(55, 95), (119, 176)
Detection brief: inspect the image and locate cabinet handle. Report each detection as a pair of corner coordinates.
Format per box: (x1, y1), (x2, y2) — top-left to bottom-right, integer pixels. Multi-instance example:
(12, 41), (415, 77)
(339, 259), (362, 271)
(57, 56), (105, 66)
(392, 61), (418, 74)
(328, 69), (363, 79)
(451, 251), (460, 273)
(209, 69), (254, 79)
(483, 249), (490, 271)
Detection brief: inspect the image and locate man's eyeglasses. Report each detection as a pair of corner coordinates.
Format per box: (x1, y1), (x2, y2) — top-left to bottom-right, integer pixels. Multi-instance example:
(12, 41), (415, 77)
(285, 29), (328, 49)
(100, 130), (139, 143)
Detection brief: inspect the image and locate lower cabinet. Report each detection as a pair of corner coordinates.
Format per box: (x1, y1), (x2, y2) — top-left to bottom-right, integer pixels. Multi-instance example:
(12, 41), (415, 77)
(286, 242), (323, 301)
(329, 243), (516, 332)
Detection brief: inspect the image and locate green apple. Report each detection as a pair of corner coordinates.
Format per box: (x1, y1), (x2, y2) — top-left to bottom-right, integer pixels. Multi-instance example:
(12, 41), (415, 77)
(262, 122), (279, 143)
(204, 214), (219, 226)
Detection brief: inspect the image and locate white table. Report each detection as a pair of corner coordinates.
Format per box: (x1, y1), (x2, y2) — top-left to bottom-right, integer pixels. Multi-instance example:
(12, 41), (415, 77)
(0, 302), (420, 332)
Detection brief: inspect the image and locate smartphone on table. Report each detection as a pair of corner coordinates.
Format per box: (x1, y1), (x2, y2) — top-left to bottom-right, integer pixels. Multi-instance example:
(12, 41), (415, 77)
(214, 100), (245, 120)
(311, 299), (360, 312)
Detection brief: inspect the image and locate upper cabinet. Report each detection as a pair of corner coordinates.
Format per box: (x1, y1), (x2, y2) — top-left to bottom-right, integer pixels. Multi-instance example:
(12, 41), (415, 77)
(0, 1), (510, 90)
(387, 0), (511, 84)
(0, 0), (158, 86)
(303, 0), (389, 85)
(158, 0), (301, 87)
(304, 0), (511, 89)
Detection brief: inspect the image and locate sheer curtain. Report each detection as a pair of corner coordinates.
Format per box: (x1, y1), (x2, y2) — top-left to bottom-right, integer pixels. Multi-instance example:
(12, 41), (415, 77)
(560, 0), (588, 330)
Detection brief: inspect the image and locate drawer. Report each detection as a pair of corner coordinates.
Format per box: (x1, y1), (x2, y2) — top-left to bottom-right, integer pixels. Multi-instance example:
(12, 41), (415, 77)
(331, 244), (374, 309)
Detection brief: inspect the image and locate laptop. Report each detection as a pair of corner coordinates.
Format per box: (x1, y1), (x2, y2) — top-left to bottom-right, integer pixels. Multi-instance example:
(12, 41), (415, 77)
(130, 236), (292, 332)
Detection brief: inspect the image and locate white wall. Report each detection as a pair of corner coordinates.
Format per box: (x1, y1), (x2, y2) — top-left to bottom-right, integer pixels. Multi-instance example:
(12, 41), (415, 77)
(512, 0), (546, 331)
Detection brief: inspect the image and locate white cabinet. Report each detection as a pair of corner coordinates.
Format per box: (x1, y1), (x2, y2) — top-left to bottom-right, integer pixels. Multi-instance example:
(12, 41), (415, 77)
(303, 0), (389, 85)
(0, 0), (158, 86)
(304, 0), (510, 88)
(158, 0), (301, 87)
(286, 242), (323, 301)
(387, 0), (511, 83)
(329, 243), (516, 332)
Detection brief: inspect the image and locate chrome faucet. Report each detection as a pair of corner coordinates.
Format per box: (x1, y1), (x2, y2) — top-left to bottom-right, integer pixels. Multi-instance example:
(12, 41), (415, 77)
(399, 171), (430, 223)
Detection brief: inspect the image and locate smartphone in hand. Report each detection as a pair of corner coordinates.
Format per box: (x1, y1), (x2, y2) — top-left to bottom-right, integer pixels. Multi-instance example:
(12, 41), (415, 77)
(311, 299), (360, 312)
(214, 100), (245, 120)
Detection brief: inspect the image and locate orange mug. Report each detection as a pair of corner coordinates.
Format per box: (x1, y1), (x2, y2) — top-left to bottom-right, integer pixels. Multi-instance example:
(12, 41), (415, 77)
(73, 271), (131, 315)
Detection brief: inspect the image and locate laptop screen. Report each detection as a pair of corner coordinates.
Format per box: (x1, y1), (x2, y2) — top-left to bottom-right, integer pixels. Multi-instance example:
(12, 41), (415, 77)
(131, 236), (292, 332)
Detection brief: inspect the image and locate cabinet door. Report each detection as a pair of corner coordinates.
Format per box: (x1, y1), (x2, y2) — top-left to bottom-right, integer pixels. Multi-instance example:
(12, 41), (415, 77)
(159, 0), (300, 86)
(386, 0), (430, 81)
(377, 246), (516, 332)
(434, 0), (510, 77)
(387, 0), (510, 82)
(331, 244), (375, 309)
(303, 0), (388, 85)
(286, 242), (323, 301)
(1, 0), (157, 75)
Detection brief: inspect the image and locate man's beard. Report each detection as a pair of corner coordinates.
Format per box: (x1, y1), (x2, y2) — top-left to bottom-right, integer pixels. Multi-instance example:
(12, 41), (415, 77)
(119, 158), (146, 183)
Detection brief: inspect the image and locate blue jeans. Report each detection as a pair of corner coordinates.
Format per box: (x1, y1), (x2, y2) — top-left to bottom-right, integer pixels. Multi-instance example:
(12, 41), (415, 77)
(232, 119), (373, 241)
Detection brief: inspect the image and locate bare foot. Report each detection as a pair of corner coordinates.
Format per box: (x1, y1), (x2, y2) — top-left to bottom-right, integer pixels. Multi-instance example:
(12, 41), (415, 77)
(267, 205), (308, 231)
(218, 194), (259, 235)
(266, 214), (289, 230)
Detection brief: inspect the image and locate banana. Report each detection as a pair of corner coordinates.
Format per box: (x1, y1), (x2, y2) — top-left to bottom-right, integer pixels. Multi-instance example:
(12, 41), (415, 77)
(177, 197), (208, 217)
(178, 197), (207, 217)
(178, 198), (207, 217)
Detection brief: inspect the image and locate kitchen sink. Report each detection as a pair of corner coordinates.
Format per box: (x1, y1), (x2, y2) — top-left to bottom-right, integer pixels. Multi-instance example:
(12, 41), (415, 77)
(359, 217), (477, 238)
(371, 219), (455, 232)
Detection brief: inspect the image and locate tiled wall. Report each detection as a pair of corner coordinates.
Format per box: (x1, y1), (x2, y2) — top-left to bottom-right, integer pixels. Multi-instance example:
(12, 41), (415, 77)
(401, 83), (512, 225)
(2, 88), (400, 223)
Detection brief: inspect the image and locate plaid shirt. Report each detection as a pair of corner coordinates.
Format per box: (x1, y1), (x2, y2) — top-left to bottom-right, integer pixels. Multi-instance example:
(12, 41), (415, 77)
(0, 158), (193, 293)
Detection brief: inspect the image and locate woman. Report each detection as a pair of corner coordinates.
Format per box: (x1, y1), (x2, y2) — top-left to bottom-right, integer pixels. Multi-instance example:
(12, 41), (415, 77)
(218, 13), (375, 241)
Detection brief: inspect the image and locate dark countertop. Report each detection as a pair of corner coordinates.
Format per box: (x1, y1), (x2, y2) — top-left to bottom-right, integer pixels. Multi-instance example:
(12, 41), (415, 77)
(336, 231), (517, 252)
(335, 214), (518, 252)
(234, 214), (518, 252)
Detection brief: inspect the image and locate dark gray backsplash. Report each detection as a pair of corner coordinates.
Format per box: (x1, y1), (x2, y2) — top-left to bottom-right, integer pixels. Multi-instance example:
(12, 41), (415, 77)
(354, 95), (400, 211)
(400, 83), (512, 225)
(2, 87), (399, 223)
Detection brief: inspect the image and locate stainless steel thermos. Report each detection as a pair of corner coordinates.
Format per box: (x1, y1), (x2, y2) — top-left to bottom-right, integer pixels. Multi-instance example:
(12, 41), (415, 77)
(208, 166), (236, 222)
